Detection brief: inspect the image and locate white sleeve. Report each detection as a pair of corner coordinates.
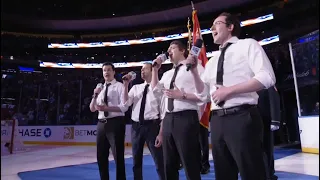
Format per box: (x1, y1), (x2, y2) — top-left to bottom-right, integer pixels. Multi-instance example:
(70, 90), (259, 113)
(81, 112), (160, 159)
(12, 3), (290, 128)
(152, 72), (166, 97)
(247, 38), (276, 89)
(117, 83), (129, 113)
(194, 62), (211, 103)
(159, 95), (166, 120)
(121, 85), (136, 110)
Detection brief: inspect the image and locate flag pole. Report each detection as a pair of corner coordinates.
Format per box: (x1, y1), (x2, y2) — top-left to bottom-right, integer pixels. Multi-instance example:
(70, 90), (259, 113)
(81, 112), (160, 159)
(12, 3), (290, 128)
(187, 17), (192, 51)
(190, 1), (210, 129)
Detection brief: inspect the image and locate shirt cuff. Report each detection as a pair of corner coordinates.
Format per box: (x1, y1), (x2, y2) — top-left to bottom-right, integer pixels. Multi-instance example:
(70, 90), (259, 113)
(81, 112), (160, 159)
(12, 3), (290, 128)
(271, 120), (280, 126)
(253, 72), (275, 89)
(194, 84), (210, 104)
(117, 103), (128, 113)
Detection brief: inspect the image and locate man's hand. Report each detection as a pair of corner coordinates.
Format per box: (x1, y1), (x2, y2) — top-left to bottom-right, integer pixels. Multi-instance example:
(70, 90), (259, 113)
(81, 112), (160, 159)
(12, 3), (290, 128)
(211, 86), (233, 105)
(185, 54), (198, 73)
(93, 87), (102, 95)
(163, 83), (184, 99)
(122, 74), (133, 86)
(152, 57), (163, 71)
(271, 125), (279, 131)
(154, 134), (163, 148)
(95, 105), (109, 112)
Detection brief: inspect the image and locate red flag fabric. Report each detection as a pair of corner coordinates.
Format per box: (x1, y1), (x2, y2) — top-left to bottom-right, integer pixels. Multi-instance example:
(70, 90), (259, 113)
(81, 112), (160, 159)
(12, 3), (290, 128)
(192, 10), (210, 128)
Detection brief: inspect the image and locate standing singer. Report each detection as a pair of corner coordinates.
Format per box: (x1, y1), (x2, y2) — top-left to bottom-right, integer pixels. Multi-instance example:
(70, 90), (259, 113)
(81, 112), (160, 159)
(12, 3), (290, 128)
(122, 63), (165, 180)
(187, 12), (276, 180)
(89, 62), (127, 180)
(151, 40), (204, 180)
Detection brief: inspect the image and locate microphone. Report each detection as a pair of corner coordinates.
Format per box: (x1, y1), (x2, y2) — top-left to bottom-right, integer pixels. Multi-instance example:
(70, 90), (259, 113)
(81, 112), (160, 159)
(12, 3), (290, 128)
(152, 52), (169, 67)
(95, 83), (103, 97)
(216, 86), (225, 107)
(186, 39), (203, 71)
(122, 71), (137, 81)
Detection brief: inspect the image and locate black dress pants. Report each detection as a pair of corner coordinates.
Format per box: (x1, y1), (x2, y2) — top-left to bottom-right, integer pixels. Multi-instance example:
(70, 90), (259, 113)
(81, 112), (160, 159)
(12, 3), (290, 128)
(131, 120), (165, 180)
(96, 117), (126, 180)
(199, 124), (210, 170)
(162, 110), (201, 180)
(261, 115), (278, 180)
(210, 106), (266, 180)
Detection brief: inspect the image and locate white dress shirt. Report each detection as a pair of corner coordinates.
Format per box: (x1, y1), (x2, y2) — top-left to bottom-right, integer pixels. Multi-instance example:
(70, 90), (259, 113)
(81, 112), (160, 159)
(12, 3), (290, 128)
(123, 82), (161, 122)
(96, 79), (126, 119)
(153, 60), (205, 113)
(197, 37), (276, 110)
(159, 95), (166, 120)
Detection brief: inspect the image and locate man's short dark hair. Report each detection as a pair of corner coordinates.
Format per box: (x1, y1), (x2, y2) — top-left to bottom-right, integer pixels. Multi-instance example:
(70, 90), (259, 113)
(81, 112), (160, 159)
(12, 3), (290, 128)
(102, 62), (115, 71)
(143, 62), (153, 71)
(218, 12), (241, 37)
(170, 40), (189, 58)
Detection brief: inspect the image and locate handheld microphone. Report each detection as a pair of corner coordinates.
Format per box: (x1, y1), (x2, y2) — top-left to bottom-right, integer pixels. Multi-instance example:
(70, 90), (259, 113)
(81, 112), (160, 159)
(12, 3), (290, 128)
(186, 39), (203, 71)
(217, 101), (225, 107)
(95, 83), (103, 97)
(216, 86), (225, 107)
(122, 71), (137, 81)
(152, 52), (169, 67)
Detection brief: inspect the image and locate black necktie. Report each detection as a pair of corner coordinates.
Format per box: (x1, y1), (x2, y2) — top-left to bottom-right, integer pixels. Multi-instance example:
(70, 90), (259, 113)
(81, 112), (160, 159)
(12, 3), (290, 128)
(103, 83), (111, 117)
(216, 43), (232, 107)
(168, 64), (182, 111)
(139, 84), (150, 124)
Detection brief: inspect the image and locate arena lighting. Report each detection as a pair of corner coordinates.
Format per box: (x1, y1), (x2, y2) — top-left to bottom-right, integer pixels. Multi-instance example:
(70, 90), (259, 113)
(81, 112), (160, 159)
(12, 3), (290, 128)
(48, 14), (274, 49)
(240, 14), (273, 27)
(40, 35), (279, 68)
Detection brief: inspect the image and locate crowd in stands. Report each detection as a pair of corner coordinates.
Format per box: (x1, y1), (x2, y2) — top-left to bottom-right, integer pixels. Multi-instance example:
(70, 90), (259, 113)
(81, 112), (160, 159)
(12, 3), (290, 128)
(1, 30), (318, 128)
(3, 39), (319, 127)
(1, 63), (172, 126)
(1, 32), (289, 65)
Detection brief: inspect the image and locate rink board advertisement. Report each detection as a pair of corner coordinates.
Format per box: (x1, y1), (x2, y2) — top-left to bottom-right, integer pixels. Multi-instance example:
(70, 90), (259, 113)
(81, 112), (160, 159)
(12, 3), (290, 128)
(1, 125), (212, 146)
(298, 116), (319, 154)
(1, 125), (132, 146)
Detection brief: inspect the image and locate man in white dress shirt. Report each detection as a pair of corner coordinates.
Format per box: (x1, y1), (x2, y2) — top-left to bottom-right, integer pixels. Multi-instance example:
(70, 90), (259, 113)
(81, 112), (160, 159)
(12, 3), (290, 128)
(122, 63), (165, 180)
(152, 40), (204, 180)
(89, 62), (127, 180)
(186, 13), (276, 180)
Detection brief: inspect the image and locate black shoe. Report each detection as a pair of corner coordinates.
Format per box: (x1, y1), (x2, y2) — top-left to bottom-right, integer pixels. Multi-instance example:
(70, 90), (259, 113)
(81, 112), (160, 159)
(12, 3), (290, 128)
(200, 167), (210, 174)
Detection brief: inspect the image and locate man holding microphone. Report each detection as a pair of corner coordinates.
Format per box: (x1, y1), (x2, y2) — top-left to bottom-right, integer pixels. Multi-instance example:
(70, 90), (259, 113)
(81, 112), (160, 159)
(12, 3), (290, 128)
(151, 40), (204, 180)
(89, 62), (127, 180)
(121, 63), (165, 180)
(186, 12), (276, 180)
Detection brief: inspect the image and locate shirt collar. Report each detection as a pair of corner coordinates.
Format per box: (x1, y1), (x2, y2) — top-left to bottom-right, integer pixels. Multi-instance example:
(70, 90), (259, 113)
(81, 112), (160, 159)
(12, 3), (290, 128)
(104, 79), (116, 86)
(173, 60), (186, 68)
(143, 81), (151, 85)
(219, 36), (239, 50)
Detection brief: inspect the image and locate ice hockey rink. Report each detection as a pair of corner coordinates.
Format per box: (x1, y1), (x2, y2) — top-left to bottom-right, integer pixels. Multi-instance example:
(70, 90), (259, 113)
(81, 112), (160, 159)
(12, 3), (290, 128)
(1, 145), (319, 180)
